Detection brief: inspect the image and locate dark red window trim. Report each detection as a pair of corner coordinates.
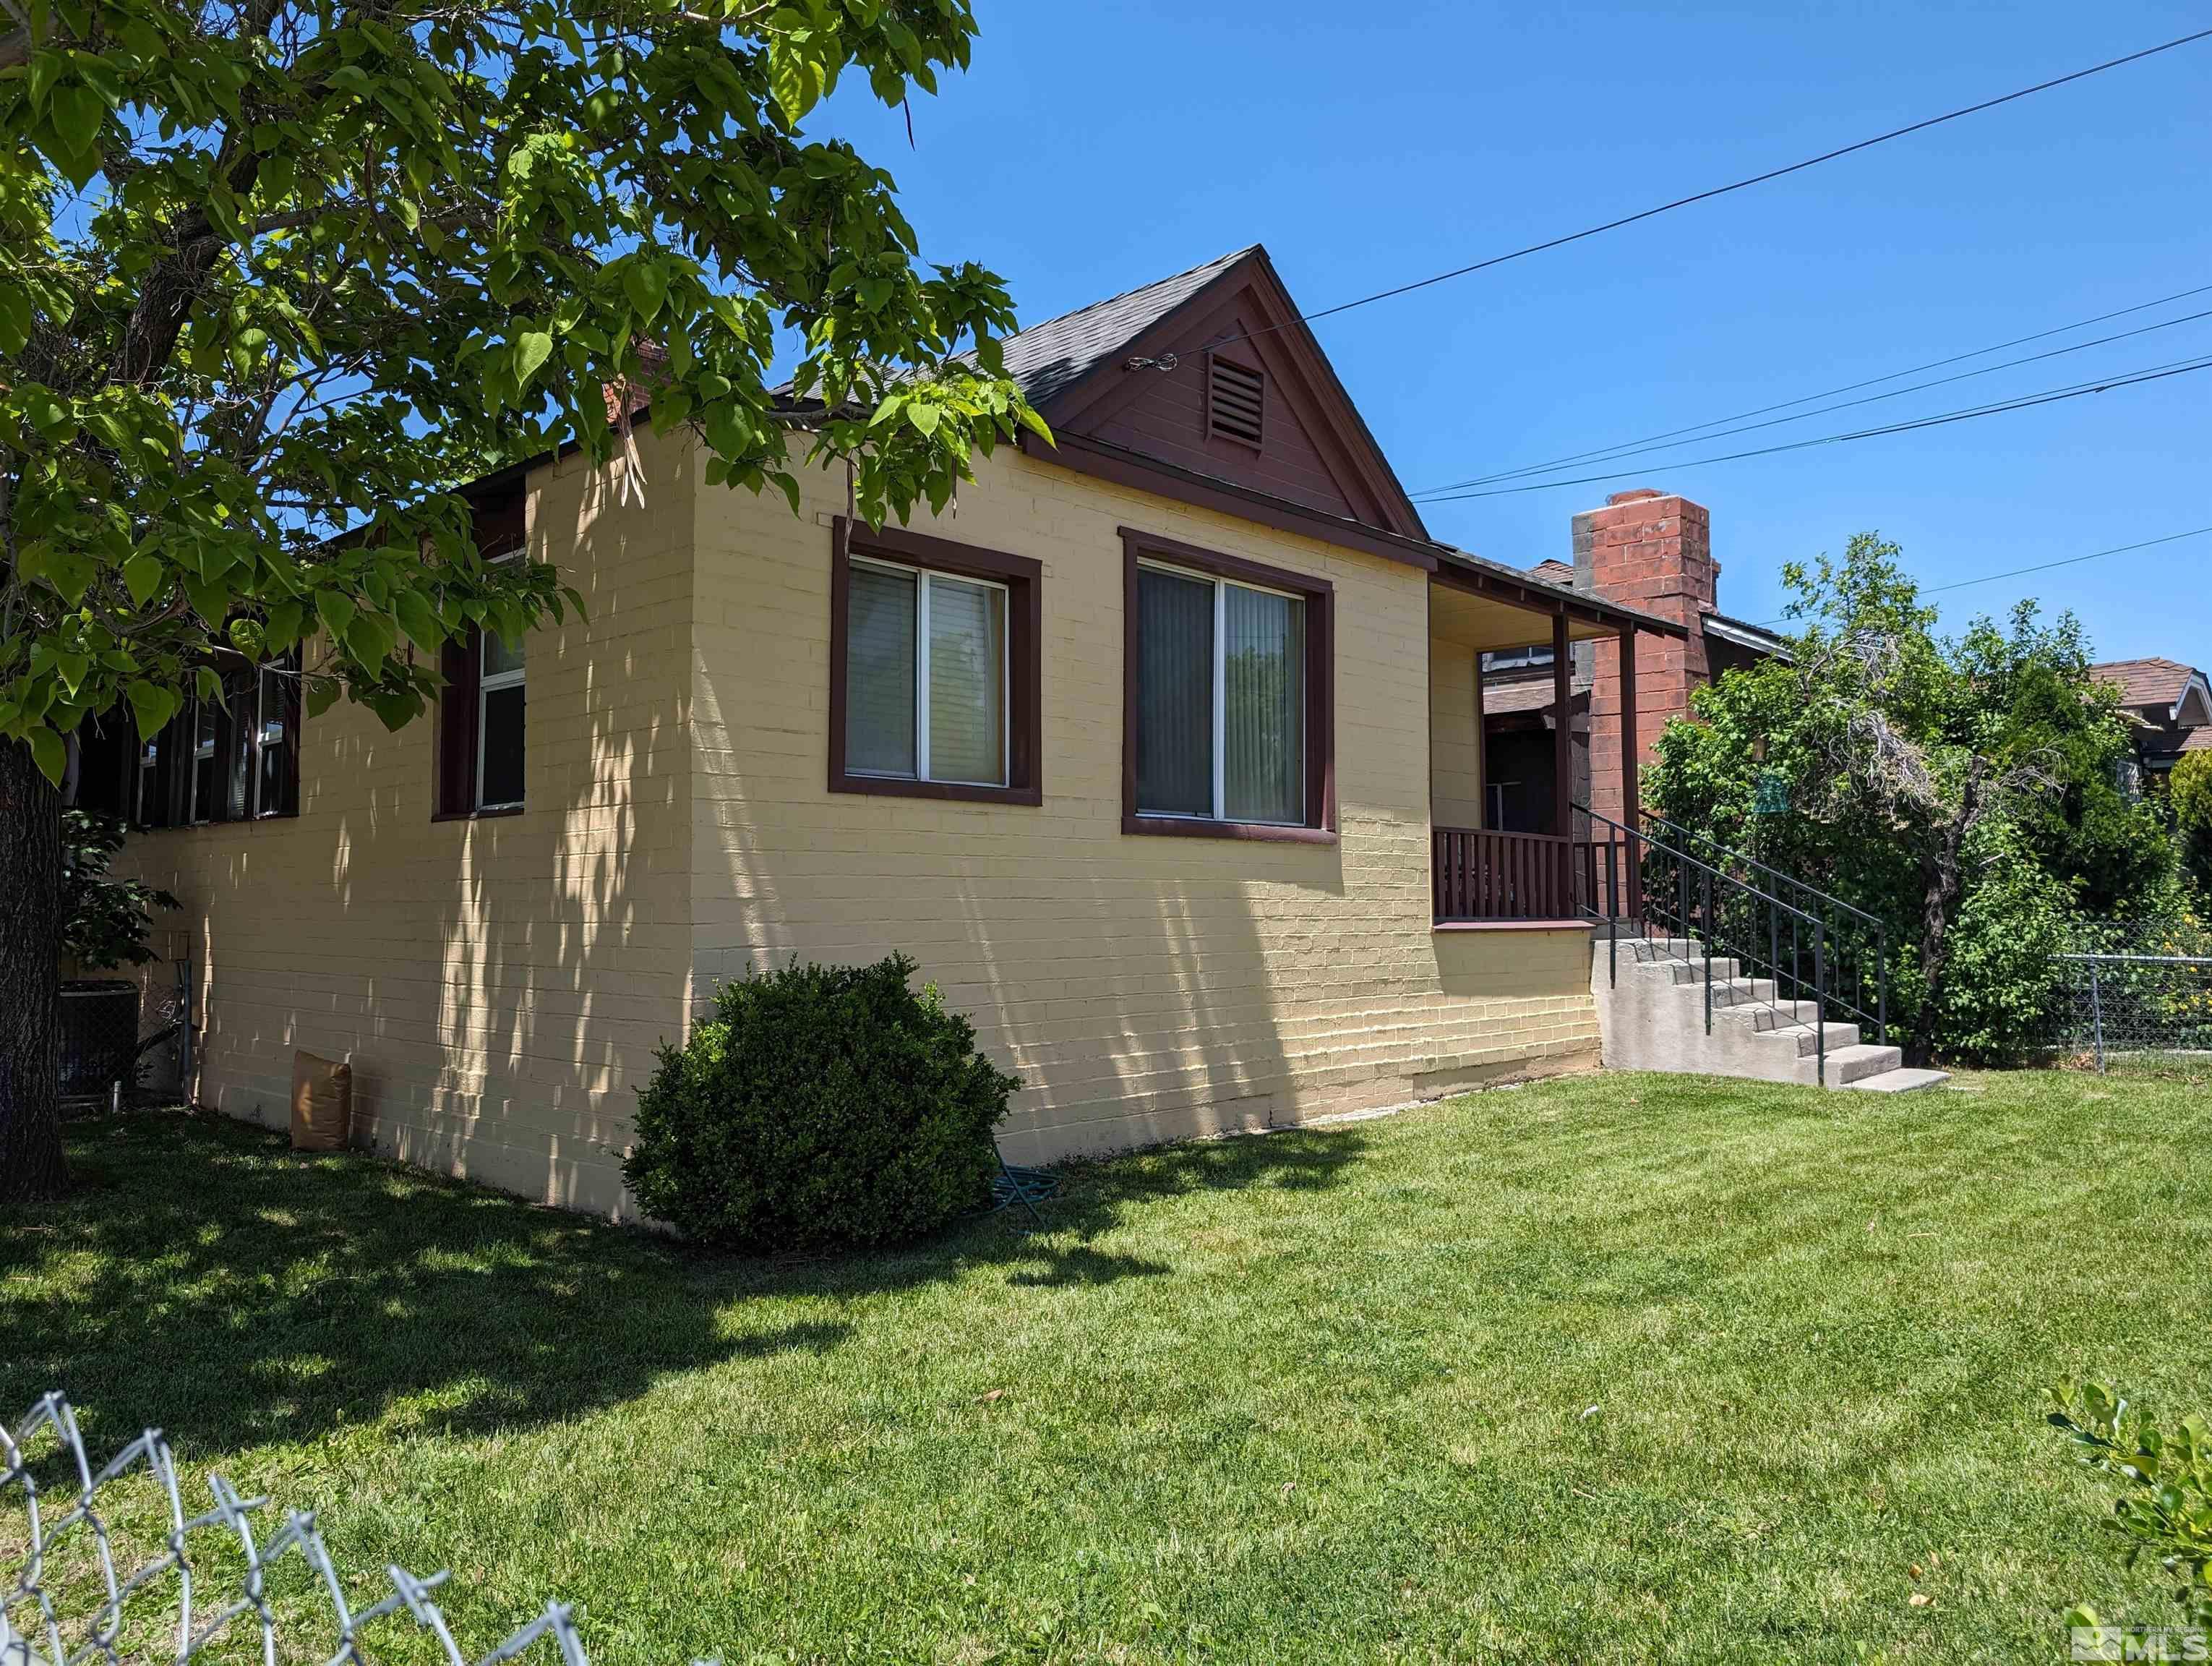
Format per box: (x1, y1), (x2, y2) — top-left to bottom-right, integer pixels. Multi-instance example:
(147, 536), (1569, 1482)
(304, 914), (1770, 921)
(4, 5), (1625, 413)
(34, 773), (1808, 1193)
(432, 487), (528, 822)
(828, 517), (1044, 808)
(1119, 526), (1337, 845)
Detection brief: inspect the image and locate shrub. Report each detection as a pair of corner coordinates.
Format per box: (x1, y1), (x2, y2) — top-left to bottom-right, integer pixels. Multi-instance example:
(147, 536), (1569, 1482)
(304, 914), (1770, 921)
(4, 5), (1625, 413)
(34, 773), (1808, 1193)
(2049, 1383), (2212, 1635)
(622, 954), (1019, 1253)
(2175, 752), (2212, 896)
(63, 810), (179, 970)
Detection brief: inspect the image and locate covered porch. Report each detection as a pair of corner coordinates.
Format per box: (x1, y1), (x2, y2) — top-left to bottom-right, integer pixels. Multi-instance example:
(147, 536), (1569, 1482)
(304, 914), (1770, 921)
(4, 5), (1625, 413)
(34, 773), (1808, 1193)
(1426, 552), (1684, 926)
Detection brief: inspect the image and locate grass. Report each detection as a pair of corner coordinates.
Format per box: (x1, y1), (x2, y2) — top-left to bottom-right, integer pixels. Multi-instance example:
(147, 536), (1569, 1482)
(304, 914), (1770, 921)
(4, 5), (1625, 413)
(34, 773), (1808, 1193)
(4, 1069), (2211, 1664)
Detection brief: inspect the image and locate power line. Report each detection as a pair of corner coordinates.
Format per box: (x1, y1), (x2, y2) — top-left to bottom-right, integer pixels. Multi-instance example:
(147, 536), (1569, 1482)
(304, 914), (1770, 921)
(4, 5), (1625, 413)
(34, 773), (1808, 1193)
(1217, 26), (2212, 354)
(1420, 353), (2212, 501)
(1410, 280), (2212, 496)
(1414, 302), (2212, 497)
(1749, 526), (2212, 628)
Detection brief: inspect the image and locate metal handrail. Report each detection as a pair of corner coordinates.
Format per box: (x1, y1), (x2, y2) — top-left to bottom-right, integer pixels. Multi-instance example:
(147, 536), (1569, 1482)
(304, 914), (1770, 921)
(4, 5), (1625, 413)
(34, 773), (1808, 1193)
(1574, 802), (1890, 1053)
(1574, 805), (1894, 1082)
(1629, 805), (1888, 936)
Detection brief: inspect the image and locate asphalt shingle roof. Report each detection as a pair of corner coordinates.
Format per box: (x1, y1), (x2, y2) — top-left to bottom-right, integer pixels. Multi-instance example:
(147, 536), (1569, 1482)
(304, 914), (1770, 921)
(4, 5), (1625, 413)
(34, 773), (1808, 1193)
(2092, 657), (2208, 714)
(995, 246), (1256, 407)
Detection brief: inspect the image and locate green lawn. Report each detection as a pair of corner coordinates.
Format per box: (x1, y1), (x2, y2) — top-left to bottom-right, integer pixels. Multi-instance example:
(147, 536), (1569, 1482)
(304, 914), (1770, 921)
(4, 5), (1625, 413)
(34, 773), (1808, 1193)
(5, 1071), (2209, 1664)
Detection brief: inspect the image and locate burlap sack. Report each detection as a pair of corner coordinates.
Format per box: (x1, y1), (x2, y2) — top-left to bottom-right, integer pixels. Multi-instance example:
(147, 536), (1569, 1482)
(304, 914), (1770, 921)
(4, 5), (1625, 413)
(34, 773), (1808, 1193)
(290, 1050), (353, 1152)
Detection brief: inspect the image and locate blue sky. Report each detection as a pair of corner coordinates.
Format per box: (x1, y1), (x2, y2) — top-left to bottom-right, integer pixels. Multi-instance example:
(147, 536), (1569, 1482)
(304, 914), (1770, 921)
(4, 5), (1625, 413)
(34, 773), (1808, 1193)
(815, 1), (2212, 662)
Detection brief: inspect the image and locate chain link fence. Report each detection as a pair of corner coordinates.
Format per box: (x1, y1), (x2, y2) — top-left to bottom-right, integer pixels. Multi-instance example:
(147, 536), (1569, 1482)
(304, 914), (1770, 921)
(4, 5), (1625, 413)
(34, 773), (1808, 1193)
(2059, 919), (2212, 1075)
(56, 961), (191, 1111)
(2, 1391), (703, 1666)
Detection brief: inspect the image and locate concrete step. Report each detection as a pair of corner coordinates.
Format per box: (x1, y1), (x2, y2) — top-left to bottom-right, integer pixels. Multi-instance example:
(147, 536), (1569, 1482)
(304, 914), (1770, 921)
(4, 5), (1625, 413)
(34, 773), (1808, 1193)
(1844, 1067), (1952, 1094)
(1792, 1041), (1903, 1086)
(1668, 957), (1741, 986)
(1743, 1018), (1862, 1057)
(1626, 936), (1700, 963)
(1738, 999), (1824, 1032)
(1706, 978), (1783, 1011)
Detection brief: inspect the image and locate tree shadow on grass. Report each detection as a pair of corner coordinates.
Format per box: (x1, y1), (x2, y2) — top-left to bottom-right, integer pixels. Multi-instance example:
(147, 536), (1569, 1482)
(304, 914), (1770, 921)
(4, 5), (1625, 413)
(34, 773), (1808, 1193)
(1, 1108), (1367, 1460)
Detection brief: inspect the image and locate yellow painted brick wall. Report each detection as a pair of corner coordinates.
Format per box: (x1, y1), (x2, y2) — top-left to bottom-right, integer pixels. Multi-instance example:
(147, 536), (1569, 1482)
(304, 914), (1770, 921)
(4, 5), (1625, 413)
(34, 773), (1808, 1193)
(122, 428), (1599, 1217)
(1430, 637), (1484, 829)
(119, 431), (698, 1216)
(690, 445), (1598, 1163)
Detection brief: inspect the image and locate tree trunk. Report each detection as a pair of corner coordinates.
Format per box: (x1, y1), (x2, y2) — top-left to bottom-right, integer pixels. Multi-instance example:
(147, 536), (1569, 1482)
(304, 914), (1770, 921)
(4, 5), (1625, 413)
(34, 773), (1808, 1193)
(1907, 766), (1983, 1069)
(0, 738), (67, 1202)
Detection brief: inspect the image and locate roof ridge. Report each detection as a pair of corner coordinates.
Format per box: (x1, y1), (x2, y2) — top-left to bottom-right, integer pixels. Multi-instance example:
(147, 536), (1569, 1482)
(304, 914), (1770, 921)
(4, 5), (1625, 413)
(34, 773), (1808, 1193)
(1004, 244), (1259, 343)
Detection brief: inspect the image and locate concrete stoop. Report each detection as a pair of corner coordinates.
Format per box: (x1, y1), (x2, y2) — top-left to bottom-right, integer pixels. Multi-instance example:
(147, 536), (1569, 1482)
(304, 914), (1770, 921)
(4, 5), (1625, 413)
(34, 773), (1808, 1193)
(1590, 933), (1950, 1093)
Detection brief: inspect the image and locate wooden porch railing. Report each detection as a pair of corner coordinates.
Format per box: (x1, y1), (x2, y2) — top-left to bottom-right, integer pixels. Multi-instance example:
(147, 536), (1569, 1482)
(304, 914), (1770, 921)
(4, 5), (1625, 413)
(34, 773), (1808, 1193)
(1432, 826), (1580, 923)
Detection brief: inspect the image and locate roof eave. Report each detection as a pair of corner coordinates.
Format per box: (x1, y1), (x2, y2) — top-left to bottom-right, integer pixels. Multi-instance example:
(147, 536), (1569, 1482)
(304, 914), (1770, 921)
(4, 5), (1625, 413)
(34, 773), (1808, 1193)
(1431, 546), (1689, 640)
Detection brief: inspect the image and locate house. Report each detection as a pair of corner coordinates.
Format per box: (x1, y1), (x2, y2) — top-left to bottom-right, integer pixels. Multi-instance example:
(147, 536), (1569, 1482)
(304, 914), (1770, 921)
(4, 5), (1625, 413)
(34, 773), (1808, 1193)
(111, 245), (1681, 1218)
(1472, 490), (1790, 834)
(2090, 657), (2212, 793)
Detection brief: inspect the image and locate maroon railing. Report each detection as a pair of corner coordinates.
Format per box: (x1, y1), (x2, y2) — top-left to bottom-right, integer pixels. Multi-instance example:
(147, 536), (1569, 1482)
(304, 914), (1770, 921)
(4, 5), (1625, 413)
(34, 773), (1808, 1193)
(1432, 826), (1579, 923)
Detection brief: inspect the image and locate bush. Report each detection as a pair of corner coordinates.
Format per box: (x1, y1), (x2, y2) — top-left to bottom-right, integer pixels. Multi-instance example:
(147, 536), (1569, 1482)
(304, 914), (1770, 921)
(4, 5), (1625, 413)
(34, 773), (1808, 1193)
(2175, 751), (2212, 896)
(63, 809), (179, 970)
(622, 954), (1019, 1253)
(2049, 1383), (2212, 1635)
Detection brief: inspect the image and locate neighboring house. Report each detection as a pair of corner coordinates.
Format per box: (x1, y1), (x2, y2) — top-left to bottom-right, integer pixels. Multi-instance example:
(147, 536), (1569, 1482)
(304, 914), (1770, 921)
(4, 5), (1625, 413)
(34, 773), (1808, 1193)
(106, 244), (1681, 1218)
(2090, 657), (2212, 793)
(1473, 490), (1791, 834)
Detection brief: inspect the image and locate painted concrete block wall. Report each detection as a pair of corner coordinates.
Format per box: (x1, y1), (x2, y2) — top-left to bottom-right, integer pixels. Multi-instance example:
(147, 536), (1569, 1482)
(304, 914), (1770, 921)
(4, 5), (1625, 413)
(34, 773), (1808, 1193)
(120, 431), (698, 1216)
(1428, 638), (1483, 829)
(688, 445), (1600, 1164)
(122, 429), (1601, 1218)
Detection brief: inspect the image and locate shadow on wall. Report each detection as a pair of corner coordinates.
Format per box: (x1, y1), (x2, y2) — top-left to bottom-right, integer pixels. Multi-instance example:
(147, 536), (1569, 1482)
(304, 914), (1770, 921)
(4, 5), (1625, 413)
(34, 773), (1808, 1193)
(0, 1106), (1368, 1461)
(687, 636), (1364, 1162)
(152, 443), (693, 1213)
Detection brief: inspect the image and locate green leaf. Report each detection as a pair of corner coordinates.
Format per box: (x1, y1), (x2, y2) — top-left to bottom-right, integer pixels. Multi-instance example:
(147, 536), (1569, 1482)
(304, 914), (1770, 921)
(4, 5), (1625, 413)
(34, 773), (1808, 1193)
(48, 82), (104, 151)
(28, 727), (65, 786)
(395, 589), (442, 652)
(906, 401), (940, 437)
(314, 590), (357, 642)
(767, 40), (824, 124)
(121, 554), (165, 608)
(622, 260), (669, 324)
(346, 612), (397, 666)
(304, 676), (341, 719)
(513, 330), (554, 390)
(127, 680), (180, 739)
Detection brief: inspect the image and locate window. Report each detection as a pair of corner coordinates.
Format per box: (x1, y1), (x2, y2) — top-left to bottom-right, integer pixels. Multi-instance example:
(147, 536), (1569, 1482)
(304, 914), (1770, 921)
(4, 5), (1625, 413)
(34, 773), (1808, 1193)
(126, 655), (300, 829)
(435, 487), (530, 819)
(1120, 528), (1334, 842)
(828, 519), (1042, 806)
(1206, 354), (1265, 448)
(477, 624), (526, 810)
(1483, 644), (1554, 672)
(845, 559), (1007, 787)
(436, 618), (528, 817)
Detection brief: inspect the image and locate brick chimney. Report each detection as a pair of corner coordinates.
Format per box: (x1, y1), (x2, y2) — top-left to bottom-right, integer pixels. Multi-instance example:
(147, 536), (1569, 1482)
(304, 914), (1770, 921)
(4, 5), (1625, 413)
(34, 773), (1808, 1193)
(1577, 490), (1715, 825)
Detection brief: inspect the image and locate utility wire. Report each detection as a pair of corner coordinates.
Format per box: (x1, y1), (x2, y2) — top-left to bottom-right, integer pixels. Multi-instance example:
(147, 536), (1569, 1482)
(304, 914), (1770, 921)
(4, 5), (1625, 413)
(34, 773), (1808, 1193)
(1749, 526), (2212, 628)
(1410, 302), (2212, 497)
(1410, 280), (2212, 495)
(1420, 353), (2212, 501)
(1212, 26), (2212, 354)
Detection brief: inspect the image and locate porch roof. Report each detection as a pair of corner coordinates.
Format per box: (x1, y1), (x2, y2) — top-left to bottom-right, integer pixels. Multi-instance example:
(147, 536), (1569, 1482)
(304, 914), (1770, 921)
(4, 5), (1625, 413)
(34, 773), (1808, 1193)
(1429, 547), (1687, 653)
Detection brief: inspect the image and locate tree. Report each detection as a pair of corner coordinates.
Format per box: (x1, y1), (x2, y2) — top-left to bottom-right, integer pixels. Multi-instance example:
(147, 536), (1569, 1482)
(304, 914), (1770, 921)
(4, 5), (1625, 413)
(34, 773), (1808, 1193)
(0, 0), (1043, 1199)
(2174, 751), (2212, 896)
(1644, 534), (2173, 1065)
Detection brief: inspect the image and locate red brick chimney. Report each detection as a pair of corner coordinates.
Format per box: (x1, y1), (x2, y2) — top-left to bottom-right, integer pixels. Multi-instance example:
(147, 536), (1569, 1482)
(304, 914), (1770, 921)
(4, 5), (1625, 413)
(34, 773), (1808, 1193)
(1579, 490), (1715, 825)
